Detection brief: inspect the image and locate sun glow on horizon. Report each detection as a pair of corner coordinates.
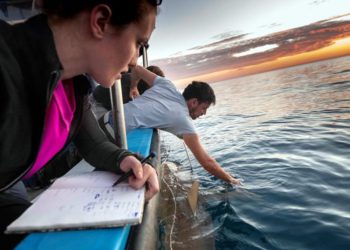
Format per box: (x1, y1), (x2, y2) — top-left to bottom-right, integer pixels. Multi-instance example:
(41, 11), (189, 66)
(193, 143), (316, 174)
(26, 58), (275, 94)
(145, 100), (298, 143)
(173, 36), (350, 87)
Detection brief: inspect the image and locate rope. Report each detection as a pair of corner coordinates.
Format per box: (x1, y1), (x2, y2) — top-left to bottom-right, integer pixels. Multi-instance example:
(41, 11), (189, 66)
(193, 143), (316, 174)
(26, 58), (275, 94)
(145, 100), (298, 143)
(183, 142), (194, 174)
(161, 171), (176, 250)
(160, 136), (195, 248)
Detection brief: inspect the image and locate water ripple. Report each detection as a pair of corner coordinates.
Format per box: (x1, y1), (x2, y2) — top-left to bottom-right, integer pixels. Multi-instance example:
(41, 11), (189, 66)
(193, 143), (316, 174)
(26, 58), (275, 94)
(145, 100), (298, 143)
(160, 57), (350, 250)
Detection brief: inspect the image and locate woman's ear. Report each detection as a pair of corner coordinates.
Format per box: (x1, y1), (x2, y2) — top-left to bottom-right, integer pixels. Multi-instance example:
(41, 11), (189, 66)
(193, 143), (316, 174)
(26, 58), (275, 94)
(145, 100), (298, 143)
(90, 4), (112, 39)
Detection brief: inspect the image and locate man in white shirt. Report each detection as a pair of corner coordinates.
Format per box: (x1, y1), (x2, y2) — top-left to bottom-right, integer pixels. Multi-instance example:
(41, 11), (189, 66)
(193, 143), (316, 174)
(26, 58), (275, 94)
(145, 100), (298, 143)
(95, 65), (240, 185)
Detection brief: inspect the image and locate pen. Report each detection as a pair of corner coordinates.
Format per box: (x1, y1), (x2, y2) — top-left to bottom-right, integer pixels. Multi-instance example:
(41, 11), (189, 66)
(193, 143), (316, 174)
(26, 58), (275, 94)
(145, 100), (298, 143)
(112, 152), (156, 187)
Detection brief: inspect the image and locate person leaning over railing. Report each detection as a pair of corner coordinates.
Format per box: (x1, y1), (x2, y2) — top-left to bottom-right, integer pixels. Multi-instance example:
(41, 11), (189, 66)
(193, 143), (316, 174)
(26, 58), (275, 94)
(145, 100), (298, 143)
(0, 0), (162, 248)
(95, 65), (241, 186)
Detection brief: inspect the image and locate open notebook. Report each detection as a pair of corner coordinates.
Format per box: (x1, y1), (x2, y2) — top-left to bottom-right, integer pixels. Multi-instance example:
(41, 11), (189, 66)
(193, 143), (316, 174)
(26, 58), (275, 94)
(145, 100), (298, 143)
(6, 171), (145, 233)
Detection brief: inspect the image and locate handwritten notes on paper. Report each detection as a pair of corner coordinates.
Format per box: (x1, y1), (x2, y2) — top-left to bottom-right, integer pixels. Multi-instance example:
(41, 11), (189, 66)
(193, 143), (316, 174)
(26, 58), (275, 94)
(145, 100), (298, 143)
(6, 171), (145, 233)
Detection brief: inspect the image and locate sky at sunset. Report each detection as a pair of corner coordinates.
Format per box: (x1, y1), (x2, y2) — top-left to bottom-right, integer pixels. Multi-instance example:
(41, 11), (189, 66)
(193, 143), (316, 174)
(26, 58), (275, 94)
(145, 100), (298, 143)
(146, 0), (350, 85)
(1, 0), (349, 85)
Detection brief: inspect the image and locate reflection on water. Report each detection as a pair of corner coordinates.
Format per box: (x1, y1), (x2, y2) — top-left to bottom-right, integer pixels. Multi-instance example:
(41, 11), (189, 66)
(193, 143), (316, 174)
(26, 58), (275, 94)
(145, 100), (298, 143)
(159, 56), (350, 250)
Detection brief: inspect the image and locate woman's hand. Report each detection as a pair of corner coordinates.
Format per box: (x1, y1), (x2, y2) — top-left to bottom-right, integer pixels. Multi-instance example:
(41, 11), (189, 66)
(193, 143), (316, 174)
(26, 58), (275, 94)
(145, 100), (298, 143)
(120, 155), (159, 201)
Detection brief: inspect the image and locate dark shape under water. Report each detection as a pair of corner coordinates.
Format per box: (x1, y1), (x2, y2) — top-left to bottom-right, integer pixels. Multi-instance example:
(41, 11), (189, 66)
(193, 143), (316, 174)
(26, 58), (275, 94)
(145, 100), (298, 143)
(158, 162), (278, 250)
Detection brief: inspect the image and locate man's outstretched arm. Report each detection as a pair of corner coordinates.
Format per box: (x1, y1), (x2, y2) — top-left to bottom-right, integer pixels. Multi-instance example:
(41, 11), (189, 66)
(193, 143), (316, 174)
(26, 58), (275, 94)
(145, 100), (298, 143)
(183, 133), (240, 185)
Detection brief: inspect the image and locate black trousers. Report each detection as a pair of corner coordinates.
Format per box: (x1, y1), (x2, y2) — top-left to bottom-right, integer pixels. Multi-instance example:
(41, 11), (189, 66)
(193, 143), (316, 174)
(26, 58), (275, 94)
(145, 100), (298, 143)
(0, 182), (31, 250)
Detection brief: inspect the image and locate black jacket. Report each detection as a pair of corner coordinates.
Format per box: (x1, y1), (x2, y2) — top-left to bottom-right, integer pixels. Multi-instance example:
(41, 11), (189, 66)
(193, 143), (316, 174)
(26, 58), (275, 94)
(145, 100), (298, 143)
(0, 14), (131, 191)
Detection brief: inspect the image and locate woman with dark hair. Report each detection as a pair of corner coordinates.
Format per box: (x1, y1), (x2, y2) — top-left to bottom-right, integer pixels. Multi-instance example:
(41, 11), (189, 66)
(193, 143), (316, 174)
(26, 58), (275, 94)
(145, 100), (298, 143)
(0, 0), (162, 247)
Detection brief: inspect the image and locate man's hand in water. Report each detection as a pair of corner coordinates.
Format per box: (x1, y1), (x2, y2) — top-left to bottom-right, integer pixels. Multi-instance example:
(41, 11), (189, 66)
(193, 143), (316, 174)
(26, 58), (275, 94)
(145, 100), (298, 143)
(228, 175), (241, 185)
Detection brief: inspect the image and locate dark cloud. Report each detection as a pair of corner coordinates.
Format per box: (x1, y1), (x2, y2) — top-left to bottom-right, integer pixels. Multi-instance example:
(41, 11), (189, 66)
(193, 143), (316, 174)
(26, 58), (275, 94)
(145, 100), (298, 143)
(259, 22), (282, 30)
(210, 31), (245, 42)
(309, 0), (328, 6)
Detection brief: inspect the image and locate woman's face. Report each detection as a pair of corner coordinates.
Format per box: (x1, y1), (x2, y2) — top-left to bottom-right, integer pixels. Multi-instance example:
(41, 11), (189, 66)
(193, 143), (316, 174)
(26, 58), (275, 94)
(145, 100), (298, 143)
(89, 12), (156, 87)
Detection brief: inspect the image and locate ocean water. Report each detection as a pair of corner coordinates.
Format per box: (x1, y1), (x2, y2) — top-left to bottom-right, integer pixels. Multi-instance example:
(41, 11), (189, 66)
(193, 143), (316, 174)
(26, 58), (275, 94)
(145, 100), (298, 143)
(159, 56), (350, 250)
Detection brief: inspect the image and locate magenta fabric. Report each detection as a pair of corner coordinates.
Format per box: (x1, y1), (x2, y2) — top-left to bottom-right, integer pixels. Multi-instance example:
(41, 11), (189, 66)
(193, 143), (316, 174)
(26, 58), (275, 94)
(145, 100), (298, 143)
(23, 79), (76, 179)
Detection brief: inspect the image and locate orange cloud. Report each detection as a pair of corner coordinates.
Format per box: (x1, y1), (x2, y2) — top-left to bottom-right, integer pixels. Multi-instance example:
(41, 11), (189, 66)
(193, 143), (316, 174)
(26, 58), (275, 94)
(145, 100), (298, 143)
(153, 16), (350, 86)
(174, 37), (350, 87)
